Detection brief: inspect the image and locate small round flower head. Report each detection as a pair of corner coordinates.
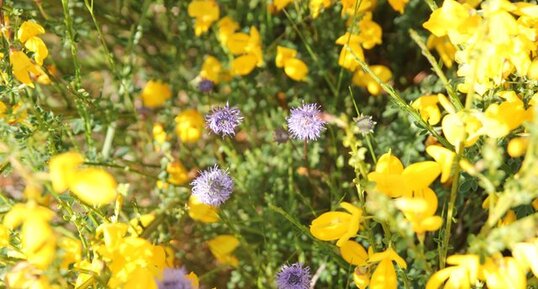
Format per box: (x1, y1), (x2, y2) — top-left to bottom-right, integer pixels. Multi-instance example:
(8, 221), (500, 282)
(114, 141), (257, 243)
(206, 103), (243, 137)
(354, 114), (376, 135)
(157, 267), (194, 289)
(198, 79), (214, 93)
(276, 263), (311, 289)
(191, 165), (233, 206)
(287, 103), (326, 141)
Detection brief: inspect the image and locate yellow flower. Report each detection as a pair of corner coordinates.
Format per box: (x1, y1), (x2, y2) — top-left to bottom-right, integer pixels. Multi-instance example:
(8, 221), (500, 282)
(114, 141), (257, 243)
(341, 0), (376, 17)
(51, 152), (115, 207)
(352, 65), (392, 96)
(17, 21), (45, 43)
(284, 58), (308, 81)
(175, 109), (205, 144)
(423, 0), (472, 40)
(481, 91), (527, 138)
(140, 80), (172, 108)
(0, 224), (8, 248)
(128, 214), (155, 236)
(441, 111), (483, 148)
(75, 259), (104, 288)
(368, 152), (441, 198)
(340, 240), (368, 266)
(395, 188), (443, 240)
(336, 33), (365, 71)
(227, 27), (264, 76)
(49, 151), (84, 193)
(9, 50), (45, 88)
(368, 247), (407, 289)
(107, 237), (166, 288)
(512, 238), (538, 277)
(274, 0), (294, 11)
(167, 161), (190, 185)
(207, 235), (240, 267)
(353, 266), (370, 289)
(388, 0), (409, 13)
(6, 265), (53, 289)
(427, 35), (456, 68)
(356, 13), (382, 49)
(527, 58), (538, 80)
(187, 0), (220, 36)
(498, 209), (516, 226)
(58, 237), (82, 269)
(309, 0), (331, 18)
(275, 46), (297, 68)
(426, 254), (480, 289)
(481, 255), (526, 289)
(97, 222), (129, 256)
(69, 168), (117, 206)
(412, 94), (442, 125)
(367, 152), (404, 197)
(200, 55), (224, 83)
(24, 37), (48, 66)
(275, 46), (308, 81)
(152, 123), (167, 145)
(310, 202), (362, 247)
(188, 195), (220, 223)
(231, 54), (258, 76)
(4, 203), (56, 269)
(507, 137), (529, 158)
(426, 145), (456, 183)
(217, 16), (239, 46)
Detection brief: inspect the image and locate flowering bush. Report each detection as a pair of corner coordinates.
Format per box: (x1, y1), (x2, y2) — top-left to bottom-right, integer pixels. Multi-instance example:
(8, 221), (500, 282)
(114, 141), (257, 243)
(1, 0), (538, 288)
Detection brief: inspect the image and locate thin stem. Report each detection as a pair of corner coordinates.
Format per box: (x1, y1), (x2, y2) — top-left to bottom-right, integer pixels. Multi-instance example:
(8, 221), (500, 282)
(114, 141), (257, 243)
(61, 0), (82, 88)
(424, 0), (438, 11)
(439, 143), (463, 268)
(282, 9), (339, 97)
(346, 46), (454, 149)
(101, 122), (116, 160)
(84, 161), (158, 179)
(409, 29), (463, 112)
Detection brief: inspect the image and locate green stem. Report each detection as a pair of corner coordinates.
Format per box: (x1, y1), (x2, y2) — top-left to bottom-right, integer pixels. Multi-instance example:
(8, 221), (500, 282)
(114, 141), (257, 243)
(409, 29), (463, 111)
(347, 47), (453, 149)
(61, 0), (82, 88)
(282, 9), (339, 97)
(439, 143), (463, 268)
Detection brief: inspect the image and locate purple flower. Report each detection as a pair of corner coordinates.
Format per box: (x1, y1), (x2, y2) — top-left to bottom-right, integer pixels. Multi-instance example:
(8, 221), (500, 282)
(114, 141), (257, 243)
(156, 267), (194, 289)
(191, 165), (233, 206)
(206, 103), (243, 137)
(276, 263), (311, 289)
(198, 79), (214, 93)
(287, 103), (326, 141)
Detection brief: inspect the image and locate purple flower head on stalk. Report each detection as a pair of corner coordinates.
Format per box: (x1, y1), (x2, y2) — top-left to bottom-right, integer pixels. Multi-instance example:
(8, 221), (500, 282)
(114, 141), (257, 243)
(206, 103), (243, 137)
(276, 263), (311, 289)
(287, 103), (326, 141)
(156, 267), (193, 289)
(191, 165), (233, 206)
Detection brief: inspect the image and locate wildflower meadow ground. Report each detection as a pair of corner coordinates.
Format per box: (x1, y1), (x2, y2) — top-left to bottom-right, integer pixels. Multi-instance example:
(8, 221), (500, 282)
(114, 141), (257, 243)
(1, 0), (538, 288)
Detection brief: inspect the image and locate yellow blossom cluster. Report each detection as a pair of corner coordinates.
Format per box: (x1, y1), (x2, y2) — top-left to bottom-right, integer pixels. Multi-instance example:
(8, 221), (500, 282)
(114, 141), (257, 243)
(424, 0), (538, 94)
(8, 20), (50, 87)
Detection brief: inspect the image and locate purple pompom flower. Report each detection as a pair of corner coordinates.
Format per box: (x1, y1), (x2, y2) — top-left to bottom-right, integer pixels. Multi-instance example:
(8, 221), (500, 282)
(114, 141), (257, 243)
(276, 263), (311, 289)
(287, 103), (326, 141)
(156, 267), (194, 289)
(191, 165), (233, 206)
(206, 103), (243, 137)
